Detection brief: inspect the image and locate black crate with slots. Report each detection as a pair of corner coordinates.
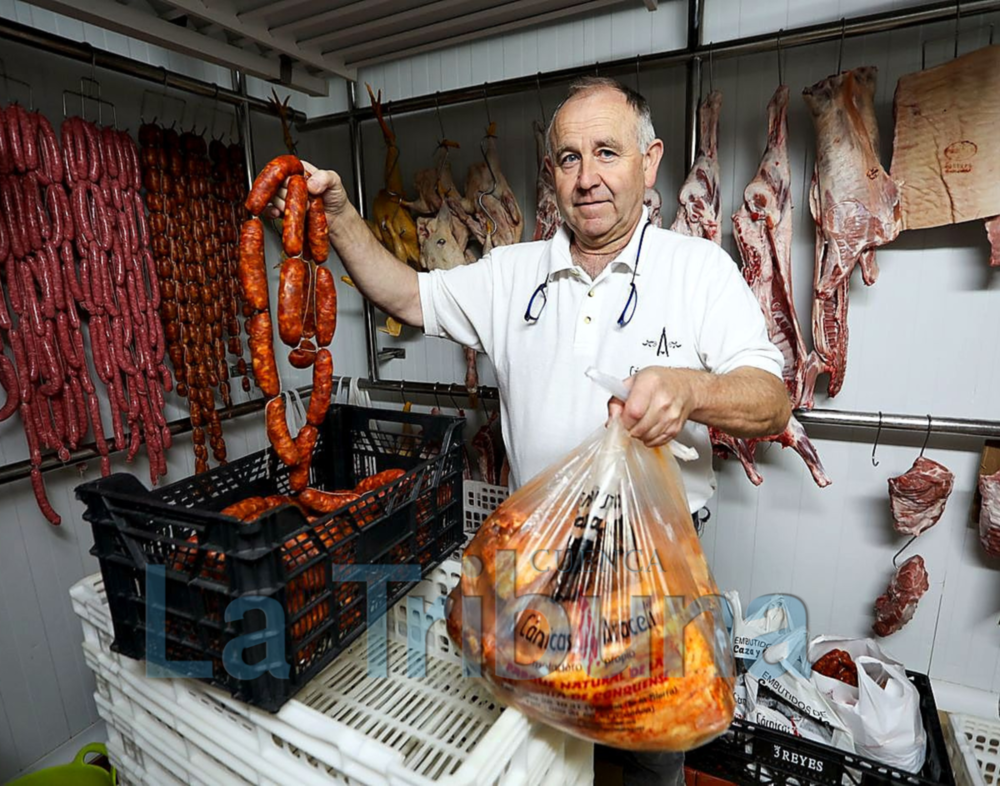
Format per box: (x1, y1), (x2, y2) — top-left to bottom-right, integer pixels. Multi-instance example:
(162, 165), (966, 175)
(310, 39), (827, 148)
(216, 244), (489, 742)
(685, 671), (955, 786)
(76, 404), (464, 713)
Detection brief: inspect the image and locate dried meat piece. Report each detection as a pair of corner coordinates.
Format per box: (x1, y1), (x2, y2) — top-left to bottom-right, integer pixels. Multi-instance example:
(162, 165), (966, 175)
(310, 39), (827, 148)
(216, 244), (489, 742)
(978, 469), (1000, 557)
(872, 555), (929, 637)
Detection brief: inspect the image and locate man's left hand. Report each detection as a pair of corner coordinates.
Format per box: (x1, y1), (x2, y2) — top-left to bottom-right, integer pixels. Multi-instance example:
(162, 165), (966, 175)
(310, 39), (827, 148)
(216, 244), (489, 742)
(607, 367), (704, 448)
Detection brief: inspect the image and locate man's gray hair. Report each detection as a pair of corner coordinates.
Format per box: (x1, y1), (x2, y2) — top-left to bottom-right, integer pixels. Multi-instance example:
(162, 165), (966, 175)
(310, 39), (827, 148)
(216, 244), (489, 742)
(545, 76), (657, 159)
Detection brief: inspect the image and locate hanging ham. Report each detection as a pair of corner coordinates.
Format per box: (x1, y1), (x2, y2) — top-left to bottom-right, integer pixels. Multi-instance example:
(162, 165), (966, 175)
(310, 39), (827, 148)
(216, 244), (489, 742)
(889, 45), (1000, 265)
(803, 66), (901, 399)
(979, 469), (1000, 558)
(670, 91), (722, 243)
(888, 456), (954, 536)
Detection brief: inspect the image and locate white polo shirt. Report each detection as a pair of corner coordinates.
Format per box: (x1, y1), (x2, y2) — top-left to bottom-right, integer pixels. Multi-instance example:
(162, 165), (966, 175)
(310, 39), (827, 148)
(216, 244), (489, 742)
(417, 209), (784, 511)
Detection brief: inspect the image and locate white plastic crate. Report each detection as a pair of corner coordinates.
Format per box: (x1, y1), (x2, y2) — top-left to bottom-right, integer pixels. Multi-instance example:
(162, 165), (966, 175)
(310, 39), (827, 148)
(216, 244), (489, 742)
(948, 713), (1000, 786)
(71, 568), (593, 786)
(460, 480), (509, 553)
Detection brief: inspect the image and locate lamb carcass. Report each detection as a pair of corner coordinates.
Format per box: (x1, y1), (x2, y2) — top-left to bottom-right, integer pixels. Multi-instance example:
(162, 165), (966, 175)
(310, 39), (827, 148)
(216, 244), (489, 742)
(461, 122), (524, 252)
(872, 555), (929, 637)
(986, 216), (1000, 266)
(888, 456), (954, 537)
(644, 187), (663, 228)
(532, 120), (561, 241)
(803, 67), (901, 398)
(978, 469), (1000, 557)
(670, 90), (722, 243)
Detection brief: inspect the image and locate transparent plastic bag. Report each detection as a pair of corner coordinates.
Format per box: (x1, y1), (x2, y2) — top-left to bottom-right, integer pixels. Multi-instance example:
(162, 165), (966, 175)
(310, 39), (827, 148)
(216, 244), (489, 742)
(445, 416), (735, 751)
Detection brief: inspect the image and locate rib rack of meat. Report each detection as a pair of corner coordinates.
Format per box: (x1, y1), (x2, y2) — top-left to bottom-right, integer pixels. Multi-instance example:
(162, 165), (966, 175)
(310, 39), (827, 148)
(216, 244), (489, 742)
(715, 86), (829, 488)
(872, 555), (929, 637)
(803, 67), (901, 399)
(979, 469), (1000, 557)
(670, 90), (722, 243)
(461, 122), (523, 253)
(888, 456), (954, 536)
(532, 120), (560, 241)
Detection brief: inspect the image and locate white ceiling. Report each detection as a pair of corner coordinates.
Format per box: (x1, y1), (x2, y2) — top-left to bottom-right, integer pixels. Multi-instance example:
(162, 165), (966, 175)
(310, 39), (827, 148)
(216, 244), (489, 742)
(28, 0), (660, 95)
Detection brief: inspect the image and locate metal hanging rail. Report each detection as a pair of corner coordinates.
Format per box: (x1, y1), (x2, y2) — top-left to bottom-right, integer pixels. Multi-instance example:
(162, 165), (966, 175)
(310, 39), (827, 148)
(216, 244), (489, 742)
(299, 0), (1000, 132)
(0, 15), (306, 122)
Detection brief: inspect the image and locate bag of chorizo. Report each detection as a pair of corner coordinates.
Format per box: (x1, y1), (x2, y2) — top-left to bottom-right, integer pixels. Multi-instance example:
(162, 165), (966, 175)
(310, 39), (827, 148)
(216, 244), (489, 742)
(446, 415), (735, 751)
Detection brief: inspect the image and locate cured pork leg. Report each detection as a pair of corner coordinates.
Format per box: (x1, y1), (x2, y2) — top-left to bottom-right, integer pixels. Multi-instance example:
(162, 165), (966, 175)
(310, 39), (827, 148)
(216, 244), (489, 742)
(888, 456), (954, 536)
(671, 91), (723, 243)
(803, 67), (901, 398)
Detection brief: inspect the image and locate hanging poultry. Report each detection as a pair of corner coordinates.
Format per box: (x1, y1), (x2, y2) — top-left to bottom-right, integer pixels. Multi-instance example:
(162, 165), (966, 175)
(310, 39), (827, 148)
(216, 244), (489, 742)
(460, 122), (524, 253)
(365, 85), (420, 269)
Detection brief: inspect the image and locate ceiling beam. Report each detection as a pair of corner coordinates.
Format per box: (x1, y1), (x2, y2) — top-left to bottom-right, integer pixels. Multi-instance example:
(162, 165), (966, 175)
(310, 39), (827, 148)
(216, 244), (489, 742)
(157, 0), (353, 79)
(298, 0), (506, 51)
(28, 0), (331, 94)
(333, 0), (627, 63)
(270, 0), (423, 39)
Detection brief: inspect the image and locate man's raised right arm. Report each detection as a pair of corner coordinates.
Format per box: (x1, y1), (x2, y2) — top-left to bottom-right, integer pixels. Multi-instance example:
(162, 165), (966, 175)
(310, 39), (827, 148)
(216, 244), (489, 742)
(264, 162), (423, 327)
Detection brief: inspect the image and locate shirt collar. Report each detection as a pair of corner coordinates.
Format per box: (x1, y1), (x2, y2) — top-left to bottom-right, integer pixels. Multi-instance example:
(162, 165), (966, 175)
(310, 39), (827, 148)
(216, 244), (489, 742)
(547, 206), (651, 281)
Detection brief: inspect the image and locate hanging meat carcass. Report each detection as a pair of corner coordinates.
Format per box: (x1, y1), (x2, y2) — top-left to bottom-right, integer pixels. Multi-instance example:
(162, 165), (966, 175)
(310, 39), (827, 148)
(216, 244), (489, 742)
(460, 122), (524, 253)
(889, 45), (1000, 266)
(532, 120), (560, 242)
(670, 91), (722, 243)
(888, 456), (954, 537)
(365, 85), (420, 269)
(803, 67), (901, 399)
(721, 85), (829, 488)
(872, 555), (929, 637)
(978, 469), (1000, 558)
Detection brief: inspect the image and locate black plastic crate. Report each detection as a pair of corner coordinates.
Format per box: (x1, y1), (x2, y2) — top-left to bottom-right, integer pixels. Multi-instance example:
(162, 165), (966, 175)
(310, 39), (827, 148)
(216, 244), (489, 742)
(76, 404), (464, 712)
(685, 671), (954, 786)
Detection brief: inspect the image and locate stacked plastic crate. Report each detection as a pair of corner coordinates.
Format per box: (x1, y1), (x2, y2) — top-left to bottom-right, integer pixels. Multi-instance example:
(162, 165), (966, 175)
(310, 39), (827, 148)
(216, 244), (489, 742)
(70, 560), (594, 786)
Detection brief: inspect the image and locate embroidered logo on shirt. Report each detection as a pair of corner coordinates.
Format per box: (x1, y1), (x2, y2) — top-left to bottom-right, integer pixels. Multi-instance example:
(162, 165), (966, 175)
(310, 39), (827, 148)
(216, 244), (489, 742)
(645, 327), (682, 357)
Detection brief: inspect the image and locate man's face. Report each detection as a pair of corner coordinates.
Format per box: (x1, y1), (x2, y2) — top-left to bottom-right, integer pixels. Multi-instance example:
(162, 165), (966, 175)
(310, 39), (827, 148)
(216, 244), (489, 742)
(547, 89), (663, 250)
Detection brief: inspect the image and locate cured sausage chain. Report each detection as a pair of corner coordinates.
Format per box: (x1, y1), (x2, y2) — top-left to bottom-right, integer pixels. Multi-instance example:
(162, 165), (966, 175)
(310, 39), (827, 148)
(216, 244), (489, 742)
(138, 122), (250, 474)
(0, 101), (171, 524)
(241, 154), (336, 495)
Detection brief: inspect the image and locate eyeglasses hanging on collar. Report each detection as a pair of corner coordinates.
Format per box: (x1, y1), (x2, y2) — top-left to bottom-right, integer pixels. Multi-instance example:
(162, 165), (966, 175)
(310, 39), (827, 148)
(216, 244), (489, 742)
(524, 221), (650, 328)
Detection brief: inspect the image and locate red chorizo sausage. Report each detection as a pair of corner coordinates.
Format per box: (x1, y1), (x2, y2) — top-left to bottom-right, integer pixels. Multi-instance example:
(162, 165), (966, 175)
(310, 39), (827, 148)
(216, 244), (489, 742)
(246, 311), (280, 398)
(288, 425), (319, 492)
(277, 256), (306, 347)
(282, 175), (307, 257)
(306, 348), (333, 427)
(265, 396), (300, 467)
(237, 218), (268, 312)
(299, 488), (360, 514)
(315, 265), (337, 347)
(306, 197), (329, 263)
(244, 154), (303, 216)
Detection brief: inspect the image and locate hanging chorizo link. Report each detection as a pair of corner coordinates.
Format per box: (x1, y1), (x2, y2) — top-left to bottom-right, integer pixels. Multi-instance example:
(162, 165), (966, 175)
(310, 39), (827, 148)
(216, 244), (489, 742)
(282, 174), (307, 257)
(277, 256), (306, 347)
(244, 154), (304, 216)
(246, 311), (280, 398)
(306, 196), (329, 263)
(265, 396), (300, 467)
(288, 425), (319, 492)
(315, 265), (337, 347)
(238, 218), (268, 312)
(306, 349), (333, 427)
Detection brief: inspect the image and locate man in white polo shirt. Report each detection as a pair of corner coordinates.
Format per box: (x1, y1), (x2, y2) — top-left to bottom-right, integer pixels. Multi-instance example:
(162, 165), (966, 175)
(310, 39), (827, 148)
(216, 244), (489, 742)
(272, 77), (790, 785)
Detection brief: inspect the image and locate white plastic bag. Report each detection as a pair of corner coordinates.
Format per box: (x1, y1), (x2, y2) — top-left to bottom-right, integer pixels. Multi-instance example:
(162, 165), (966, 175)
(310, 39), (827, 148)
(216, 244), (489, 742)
(825, 656), (927, 773)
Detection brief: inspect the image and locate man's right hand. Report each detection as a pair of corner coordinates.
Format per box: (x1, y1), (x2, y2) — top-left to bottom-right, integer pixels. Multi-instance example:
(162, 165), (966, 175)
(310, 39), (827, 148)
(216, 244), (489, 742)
(263, 160), (351, 224)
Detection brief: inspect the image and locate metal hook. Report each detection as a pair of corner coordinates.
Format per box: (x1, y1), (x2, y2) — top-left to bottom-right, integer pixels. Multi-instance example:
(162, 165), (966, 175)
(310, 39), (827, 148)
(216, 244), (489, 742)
(535, 72), (547, 126)
(837, 17), (847, 74)
(595, 61), (600, 77)
(481, 85), (492, 128)
(635, 55), (641, 94)
(434, 92), (447, 144)
(990, 23), (995, 46)
(954, 0), (962, 58)
(919, 415), (932, 458)
(872, 411), (883, 467)
(709, 42), (715, 93)
(776, 30), (784, 85)
(892, 535), (918, 568)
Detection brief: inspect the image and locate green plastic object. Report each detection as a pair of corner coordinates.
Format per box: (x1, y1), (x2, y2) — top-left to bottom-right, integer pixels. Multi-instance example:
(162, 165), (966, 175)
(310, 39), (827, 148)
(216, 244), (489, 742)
(7, 742), (116, 785)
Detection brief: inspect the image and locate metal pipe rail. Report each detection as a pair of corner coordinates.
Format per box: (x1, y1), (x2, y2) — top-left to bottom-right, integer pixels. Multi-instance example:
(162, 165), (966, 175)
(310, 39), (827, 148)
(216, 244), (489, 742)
(0, 15), (306, 122)
(299, 0), (1000, 132)
(796, 408), (1000, 439)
